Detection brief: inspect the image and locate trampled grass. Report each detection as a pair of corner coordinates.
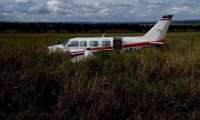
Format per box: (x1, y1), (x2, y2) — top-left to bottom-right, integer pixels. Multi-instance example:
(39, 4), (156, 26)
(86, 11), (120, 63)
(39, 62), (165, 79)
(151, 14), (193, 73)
(0, 32), (200, 120)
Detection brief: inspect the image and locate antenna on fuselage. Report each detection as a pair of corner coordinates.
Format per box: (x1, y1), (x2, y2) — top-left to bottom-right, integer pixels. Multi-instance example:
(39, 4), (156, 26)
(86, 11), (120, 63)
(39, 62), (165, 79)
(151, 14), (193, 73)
(101, 33), (106, 38)
(98, 33), (106, 41)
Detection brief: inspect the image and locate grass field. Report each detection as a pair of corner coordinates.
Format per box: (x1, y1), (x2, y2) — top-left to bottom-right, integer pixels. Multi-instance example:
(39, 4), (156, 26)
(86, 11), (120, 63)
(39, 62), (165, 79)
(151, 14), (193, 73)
(0, 32), (200, 120)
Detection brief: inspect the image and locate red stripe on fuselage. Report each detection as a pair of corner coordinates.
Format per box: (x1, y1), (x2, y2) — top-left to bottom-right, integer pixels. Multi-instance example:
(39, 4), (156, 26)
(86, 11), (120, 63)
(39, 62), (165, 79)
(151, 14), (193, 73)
(91, 46), (113, 51)
(123, 42), (150, 48)
(156, 39), (165, 42)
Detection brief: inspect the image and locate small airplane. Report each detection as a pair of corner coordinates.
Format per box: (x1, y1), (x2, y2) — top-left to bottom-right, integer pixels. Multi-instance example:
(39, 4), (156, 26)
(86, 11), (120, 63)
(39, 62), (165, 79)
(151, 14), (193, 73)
(48, 15), (173, 61)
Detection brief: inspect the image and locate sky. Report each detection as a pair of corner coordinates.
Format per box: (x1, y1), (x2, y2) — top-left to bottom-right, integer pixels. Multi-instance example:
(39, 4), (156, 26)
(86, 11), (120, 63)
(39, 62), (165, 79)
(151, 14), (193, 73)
(0, 0), (200, 22)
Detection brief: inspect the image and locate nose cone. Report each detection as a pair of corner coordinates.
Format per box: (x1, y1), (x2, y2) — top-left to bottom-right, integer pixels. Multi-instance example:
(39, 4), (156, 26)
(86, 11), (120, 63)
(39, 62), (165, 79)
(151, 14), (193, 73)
(48, 44), (64, 52)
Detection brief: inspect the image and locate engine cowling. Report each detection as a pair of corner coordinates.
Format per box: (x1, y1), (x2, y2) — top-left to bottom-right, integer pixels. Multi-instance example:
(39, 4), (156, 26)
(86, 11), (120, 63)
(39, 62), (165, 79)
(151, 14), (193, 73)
(84, 50), (94, 58)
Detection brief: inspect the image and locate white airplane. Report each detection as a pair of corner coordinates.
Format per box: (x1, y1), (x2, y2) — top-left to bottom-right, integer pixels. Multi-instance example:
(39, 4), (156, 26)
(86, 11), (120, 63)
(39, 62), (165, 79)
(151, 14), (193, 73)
(48, 15), (173, 60)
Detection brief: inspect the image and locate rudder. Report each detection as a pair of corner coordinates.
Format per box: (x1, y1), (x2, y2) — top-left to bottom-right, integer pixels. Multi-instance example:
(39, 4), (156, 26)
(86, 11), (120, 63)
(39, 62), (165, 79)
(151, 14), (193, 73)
(143, 15), (173, 42)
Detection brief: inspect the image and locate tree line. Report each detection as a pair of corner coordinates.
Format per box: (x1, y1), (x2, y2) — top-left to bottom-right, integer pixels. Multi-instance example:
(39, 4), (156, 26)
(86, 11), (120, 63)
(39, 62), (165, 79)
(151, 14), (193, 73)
(0, 22), (200, 33)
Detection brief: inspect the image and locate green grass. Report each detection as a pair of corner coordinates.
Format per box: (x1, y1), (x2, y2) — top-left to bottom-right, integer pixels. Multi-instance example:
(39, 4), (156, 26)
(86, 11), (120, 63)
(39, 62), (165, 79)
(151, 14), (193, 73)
(0, 32), (200, 120)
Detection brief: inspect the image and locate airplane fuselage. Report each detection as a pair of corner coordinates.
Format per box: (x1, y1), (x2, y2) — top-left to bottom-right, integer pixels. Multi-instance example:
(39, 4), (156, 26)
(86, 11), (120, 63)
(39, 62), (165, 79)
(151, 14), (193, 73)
(49, 36), (164, 57)
(48, 15), (173, 59)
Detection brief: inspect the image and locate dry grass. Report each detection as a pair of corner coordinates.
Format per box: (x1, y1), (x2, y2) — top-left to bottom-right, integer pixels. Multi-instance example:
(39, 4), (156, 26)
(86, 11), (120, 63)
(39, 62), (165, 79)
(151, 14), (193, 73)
(0, 32), (200, 120)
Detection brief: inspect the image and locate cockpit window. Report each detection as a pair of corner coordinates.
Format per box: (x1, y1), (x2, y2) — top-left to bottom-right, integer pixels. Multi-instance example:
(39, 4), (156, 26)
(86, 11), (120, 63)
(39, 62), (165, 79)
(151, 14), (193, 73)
(80, 41), (87, 47)
(62, 41), (68, 46)
(68, 41), (79, 47)
(90, 41), (99, 47)
(102, 40), (111, 46)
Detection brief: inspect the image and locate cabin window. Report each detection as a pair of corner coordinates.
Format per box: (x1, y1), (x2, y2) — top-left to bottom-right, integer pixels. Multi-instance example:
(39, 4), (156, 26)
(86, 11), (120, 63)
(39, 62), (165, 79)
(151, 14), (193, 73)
(90, 41), (99, 47)
(68, 41), (79, 47)
(102, 40), (111, 46)
(80, 41), (87, 47)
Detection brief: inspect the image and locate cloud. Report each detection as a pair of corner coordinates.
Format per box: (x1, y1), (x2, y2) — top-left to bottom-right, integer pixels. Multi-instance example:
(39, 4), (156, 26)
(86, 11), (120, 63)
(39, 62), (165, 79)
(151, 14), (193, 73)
(97, 8), (110, 17)
(0, 0), (200, 22)
(47, 0), (60, 12)
(170, 6), (191, 14)
(15, 0), (29, 3)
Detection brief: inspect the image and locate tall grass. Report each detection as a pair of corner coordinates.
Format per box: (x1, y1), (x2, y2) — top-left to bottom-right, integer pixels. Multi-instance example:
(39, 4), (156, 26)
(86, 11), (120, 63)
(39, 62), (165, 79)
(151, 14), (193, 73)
(0, 32), (200, 120)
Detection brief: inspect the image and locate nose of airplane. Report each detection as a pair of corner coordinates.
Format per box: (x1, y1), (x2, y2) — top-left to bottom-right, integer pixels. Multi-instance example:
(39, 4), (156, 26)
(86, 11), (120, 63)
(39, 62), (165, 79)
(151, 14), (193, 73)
(48, 44), (64, 52)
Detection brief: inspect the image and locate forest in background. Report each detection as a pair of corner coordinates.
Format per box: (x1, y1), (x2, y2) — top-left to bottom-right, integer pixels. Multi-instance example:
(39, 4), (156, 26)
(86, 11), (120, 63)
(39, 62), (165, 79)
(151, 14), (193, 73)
(0, 20), (200, 33)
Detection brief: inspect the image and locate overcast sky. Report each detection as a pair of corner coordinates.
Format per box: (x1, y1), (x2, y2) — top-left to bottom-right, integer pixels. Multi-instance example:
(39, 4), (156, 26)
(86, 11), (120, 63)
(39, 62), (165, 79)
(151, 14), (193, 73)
(0, 0), (200, 22)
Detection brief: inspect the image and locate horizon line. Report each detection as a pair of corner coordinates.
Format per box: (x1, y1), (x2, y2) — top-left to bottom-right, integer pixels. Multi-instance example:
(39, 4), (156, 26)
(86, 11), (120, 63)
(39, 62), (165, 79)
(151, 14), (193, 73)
(0, 19), (200, 23)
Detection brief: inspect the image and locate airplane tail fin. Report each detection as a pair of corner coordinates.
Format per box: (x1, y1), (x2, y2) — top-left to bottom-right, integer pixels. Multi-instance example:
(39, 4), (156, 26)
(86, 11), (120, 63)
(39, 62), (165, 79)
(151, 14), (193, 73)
(143, 15), (173, 42)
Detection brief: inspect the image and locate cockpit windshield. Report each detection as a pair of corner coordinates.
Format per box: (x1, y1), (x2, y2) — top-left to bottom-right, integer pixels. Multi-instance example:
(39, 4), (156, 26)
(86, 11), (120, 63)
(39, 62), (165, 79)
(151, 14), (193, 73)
(62, 41), (68, 46)
(67, 41), (79, 47)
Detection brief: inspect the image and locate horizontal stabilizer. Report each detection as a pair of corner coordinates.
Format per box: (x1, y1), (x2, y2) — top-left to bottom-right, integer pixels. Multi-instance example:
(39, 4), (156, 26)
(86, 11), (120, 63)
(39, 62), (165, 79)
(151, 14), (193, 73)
(149, 41), (166, 45)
